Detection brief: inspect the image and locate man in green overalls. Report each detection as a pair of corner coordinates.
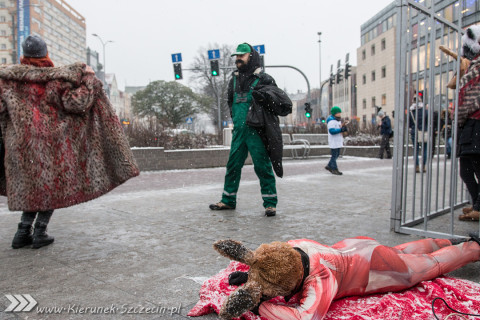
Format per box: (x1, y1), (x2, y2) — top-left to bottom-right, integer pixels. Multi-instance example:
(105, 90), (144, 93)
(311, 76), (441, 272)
(209, 43), (278, 217)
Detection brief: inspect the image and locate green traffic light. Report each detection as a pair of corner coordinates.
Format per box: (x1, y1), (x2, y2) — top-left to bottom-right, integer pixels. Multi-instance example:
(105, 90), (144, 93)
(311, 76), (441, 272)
(212, 71), (218, 76)
(175, 74), (180, 79)
(305, 112), (311, 118)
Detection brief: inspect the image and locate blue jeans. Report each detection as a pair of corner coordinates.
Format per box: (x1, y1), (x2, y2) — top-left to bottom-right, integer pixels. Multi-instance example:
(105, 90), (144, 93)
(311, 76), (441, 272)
(415, 142), (428, 166)
(446, 137), (452, 156)
(328, 148), (341, 170)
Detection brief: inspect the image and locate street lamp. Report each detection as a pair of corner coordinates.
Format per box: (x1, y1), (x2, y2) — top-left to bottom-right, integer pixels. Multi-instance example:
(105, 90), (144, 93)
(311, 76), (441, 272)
(92, 33), (113, 87)
(318, 32), (322, 117)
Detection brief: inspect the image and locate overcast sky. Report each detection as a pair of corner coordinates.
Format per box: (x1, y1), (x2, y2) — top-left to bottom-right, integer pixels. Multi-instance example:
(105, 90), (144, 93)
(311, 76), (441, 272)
(67, 0), (392, 93)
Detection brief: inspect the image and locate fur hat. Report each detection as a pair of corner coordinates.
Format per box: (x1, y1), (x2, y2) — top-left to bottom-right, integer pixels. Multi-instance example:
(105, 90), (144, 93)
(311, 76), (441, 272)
(22, 35), (48, 58)
(461, 25), (480, 60)
(214, 240), (304, 319)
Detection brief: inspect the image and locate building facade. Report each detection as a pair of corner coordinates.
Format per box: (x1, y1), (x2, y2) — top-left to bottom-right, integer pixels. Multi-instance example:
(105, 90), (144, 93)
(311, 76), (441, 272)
(356, 2), (397, 127)
(357, 0), (480, 128)
(0, 0), (86, 66)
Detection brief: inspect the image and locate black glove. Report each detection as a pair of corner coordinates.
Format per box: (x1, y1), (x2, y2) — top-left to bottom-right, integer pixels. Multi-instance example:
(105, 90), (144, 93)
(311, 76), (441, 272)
(341, 126), (348, 132)
(228, 271), (248, 286)
(252, 90), (265, 103)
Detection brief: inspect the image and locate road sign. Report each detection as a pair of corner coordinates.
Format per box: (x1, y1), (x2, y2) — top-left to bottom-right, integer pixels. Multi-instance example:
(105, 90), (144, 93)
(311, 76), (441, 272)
(223, 121), (228, 127)
(186, 117), (193, 124)
(316, 118), (321, 124)
(253, 44), (265, 55)
(208, 49), (220, 60)
(171, 53), (182, 63)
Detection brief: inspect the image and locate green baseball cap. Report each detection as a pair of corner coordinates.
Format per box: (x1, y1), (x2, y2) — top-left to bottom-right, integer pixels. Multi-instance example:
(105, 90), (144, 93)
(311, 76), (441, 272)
(231, 43), (252, 56)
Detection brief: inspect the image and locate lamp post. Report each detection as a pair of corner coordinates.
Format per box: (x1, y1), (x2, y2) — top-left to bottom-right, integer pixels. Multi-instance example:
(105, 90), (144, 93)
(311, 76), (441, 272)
(317, 32), (322, 117)
(92, 33), (113, 87)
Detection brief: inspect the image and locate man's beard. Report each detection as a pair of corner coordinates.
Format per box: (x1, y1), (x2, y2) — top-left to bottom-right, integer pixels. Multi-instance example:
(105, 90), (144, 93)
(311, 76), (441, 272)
(236, 59), (248, 72)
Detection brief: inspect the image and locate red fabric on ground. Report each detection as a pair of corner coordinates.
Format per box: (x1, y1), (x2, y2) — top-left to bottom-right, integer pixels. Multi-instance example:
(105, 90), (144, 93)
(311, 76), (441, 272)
(188, 261), (480, 320)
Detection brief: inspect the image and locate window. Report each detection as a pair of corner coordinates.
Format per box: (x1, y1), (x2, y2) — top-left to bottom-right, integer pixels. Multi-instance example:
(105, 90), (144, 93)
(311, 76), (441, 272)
(362, 74), (366, 84)
(0, 16), (5, 22)
(1, 44), (6, 49)
(371, 44), (375, 55)
(1, 58), (5, 64)
(464, 0), (476, 16)
(362, 49), (366, 60)
(382, 66), (386, 78)
(363, 99), (367, 109)
(0, 2), (5, 8)
(382, 94), (387, 106)
(388, 16), (393, 29)
(372, 96), (376, 108)
(381, 38), (386, 50)
(372, 71), (376, 82)
(0, 30), (5, 36)
(362, 115), (367, 126)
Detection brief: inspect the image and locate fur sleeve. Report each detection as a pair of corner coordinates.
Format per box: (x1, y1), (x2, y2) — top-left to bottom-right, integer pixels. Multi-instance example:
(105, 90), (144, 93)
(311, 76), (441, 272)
(61, 74), (102, 114)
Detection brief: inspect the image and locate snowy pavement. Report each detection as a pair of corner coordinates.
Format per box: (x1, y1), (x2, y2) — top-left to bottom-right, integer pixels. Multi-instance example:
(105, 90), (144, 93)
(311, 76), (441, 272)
(0, 156), (478, 319)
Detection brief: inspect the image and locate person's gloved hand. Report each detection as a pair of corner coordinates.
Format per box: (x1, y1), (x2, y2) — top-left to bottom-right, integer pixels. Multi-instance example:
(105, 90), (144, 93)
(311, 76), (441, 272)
(228, 271), (248, 286)
(252, 90), (265, 103)
(341, 126), (348, 132)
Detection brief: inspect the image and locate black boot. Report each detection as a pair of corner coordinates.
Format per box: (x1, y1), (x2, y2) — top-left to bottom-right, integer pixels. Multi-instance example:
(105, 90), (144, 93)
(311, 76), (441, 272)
(32, 210), (54, 249)
(32, 223), (54, 249)
(11, 223), (33, 249)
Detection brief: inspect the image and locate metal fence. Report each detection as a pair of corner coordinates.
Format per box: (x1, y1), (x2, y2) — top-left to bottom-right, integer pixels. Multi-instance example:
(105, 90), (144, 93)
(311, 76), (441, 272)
(391, 0), (479, 238)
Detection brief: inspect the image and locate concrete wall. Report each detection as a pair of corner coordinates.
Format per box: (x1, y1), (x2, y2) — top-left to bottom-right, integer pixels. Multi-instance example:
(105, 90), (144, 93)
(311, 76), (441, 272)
(131, 147), (252, 171)
(132, 145), (441, 171)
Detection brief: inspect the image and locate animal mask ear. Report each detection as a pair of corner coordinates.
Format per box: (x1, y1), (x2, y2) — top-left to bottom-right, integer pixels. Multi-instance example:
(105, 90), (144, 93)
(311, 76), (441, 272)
(213, 239), (255, 265)
(468, 27), (475, 40)
(219, 281), (262, 320)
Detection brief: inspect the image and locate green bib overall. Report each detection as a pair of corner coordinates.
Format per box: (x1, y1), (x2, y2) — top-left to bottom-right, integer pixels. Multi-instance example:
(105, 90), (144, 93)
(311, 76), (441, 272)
(221, 76), (277, 209)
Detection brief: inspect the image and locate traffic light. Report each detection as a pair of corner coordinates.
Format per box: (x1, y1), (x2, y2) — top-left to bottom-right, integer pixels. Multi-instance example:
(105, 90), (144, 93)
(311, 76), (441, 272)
(336, 70), (343, 84)
(304, 103), (312, 118)
(344, 63), (352, 79)
(210, 60), (220, 76)
(321, 117), (326, 123)
(173, 63), (183, 80)
(329, 74), (335, 86)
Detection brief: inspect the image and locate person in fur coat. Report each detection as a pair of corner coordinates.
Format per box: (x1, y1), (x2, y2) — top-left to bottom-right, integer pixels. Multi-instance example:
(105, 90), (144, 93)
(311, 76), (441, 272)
(1, 36), (139, 249)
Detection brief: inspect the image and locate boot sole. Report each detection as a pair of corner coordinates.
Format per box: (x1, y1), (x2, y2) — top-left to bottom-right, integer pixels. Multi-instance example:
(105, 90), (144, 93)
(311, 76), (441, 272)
(32, 239), (54, 249)
(12, 242), (32, 249)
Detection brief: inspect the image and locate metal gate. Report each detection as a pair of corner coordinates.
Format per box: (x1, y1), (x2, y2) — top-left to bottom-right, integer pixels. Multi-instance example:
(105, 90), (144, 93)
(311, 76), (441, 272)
(391, 0), (480, 238)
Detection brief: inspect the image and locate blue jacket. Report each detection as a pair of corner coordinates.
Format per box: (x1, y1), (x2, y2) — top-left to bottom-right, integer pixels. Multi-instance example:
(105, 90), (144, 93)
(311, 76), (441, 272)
(380, 116), (392, 135)
(326, 115), (346, 135)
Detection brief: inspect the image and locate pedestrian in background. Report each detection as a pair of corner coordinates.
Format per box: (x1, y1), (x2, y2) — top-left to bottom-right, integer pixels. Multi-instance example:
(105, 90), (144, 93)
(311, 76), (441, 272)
(377, 111), (392, 159)
(440, 109), (452, 159)
(409, 95), (428, 173)
(325, 106), (348, 175)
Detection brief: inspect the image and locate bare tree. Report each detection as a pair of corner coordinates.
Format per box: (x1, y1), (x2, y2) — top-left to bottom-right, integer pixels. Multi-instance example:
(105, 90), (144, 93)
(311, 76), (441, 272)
(189, 44), (235, 130)
(132, 80), (212, 129)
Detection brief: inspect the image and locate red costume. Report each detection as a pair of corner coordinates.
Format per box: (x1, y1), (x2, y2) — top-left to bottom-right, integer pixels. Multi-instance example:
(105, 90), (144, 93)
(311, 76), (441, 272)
(259, 237), (480, 320)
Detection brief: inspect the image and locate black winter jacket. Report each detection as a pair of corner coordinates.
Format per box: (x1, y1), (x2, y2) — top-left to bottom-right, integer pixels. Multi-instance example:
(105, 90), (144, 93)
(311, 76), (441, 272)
(227, 44), (292, 177)
(458, 118), (480, 157)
